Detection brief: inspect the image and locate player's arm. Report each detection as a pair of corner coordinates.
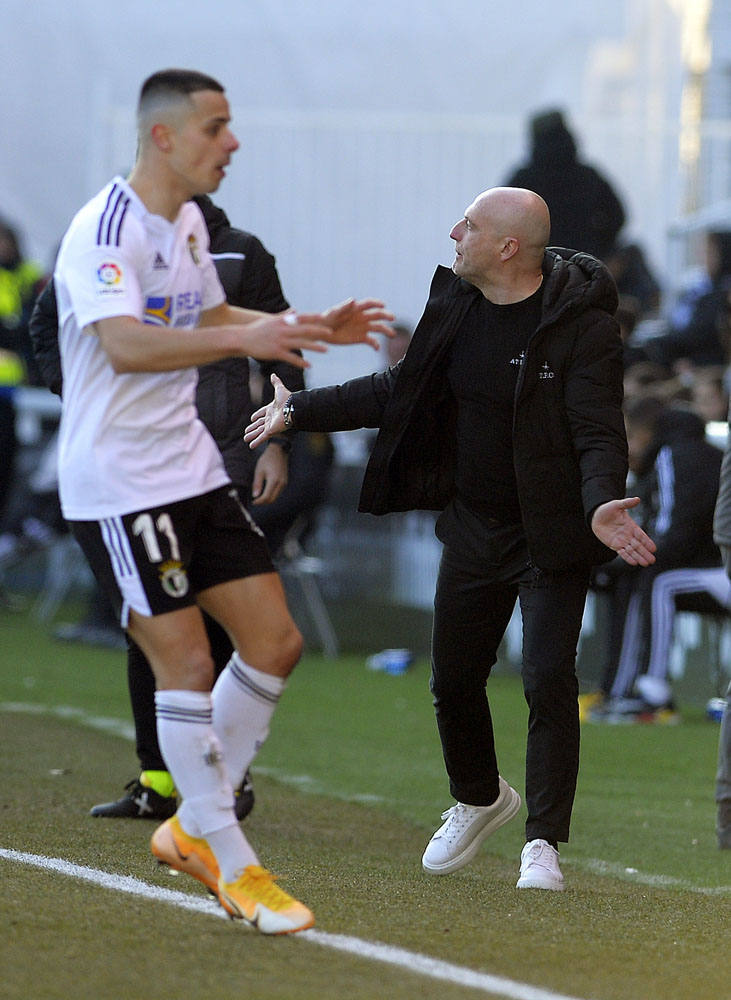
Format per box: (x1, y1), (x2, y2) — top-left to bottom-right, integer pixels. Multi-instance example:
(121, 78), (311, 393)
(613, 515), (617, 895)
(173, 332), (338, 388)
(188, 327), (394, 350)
(203, 299), (395, 350)
(93, 312), (330, 373)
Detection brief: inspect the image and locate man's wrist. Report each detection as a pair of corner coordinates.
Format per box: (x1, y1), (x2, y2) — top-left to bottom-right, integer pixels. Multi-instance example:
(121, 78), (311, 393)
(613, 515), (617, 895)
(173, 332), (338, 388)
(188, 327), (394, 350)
(282, 394), (295, 429)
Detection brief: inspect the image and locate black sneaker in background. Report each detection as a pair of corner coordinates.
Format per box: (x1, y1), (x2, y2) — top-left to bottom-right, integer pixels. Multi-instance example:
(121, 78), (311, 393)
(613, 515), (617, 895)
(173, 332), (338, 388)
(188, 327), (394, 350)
(90, 778), (177, 819)
(235, 770), (255, 821)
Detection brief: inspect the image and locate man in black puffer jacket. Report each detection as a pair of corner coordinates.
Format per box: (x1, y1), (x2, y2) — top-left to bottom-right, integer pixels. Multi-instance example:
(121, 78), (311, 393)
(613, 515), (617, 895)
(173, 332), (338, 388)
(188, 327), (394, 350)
(29, 196), (304, 821)
(246, 186), (655, 891)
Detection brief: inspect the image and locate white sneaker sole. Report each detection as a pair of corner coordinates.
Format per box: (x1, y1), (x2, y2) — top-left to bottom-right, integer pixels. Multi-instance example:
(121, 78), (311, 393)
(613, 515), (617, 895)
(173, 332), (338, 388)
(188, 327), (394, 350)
(422, 786), (522, 875)
(516, 873), (565, 890)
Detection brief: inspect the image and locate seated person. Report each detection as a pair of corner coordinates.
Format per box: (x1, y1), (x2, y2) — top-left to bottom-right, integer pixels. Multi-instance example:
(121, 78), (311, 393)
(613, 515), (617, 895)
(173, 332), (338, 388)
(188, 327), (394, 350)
(641, 230), (731, 370)
(586, 396), (723, 722)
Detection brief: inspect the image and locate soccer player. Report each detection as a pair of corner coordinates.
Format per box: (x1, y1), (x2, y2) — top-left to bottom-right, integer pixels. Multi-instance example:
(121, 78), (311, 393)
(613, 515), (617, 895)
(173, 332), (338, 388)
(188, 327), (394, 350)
(54, 67), (391, 934)
(30, 193), (303, 822)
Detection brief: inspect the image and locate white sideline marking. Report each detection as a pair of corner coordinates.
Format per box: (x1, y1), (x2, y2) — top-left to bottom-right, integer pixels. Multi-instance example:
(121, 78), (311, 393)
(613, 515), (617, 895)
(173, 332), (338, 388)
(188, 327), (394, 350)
(1, 701), (135, 741)
(0, 848), (584, 1000)
(3, 702), (729, 896)
(581, 858), (730, 895)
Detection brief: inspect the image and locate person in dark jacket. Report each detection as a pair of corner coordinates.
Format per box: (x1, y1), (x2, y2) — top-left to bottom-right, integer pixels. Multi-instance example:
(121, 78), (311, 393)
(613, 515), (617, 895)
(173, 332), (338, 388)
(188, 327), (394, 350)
(29, 195), (305, 821)
(591, 397), (725, 720)
(713, 401), (731, 849)
(245, 186), (655, 891)
(641, 230), (731, 370)
(504, 109), (626, 261)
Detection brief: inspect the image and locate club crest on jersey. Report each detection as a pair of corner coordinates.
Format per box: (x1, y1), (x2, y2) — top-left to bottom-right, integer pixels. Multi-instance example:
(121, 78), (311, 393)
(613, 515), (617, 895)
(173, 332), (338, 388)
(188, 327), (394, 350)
(143, 296), (173, 326)
(187, 234), (200, 265)
(158, 560), (189, 599)
(96, 261), (123, 292)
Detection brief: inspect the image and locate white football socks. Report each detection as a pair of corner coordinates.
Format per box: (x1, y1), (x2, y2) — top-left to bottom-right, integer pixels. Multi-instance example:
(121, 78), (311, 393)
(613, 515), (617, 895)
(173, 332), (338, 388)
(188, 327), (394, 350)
(154, 689), (258, 880)
(212, 652), (286, 788)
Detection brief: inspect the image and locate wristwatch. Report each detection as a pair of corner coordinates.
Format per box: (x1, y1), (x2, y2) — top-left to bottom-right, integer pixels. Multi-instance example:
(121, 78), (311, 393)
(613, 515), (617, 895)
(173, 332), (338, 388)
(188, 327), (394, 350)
(282, 395), (295, 429)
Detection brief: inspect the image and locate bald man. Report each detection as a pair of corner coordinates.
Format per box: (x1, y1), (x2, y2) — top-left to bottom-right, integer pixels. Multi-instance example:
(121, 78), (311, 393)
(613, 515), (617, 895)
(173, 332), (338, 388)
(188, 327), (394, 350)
(246, 186), (655, 892)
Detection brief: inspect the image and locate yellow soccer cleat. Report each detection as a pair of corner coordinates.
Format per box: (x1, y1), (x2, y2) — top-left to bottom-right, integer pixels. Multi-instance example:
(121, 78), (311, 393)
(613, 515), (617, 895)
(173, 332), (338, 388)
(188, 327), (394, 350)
(578, 690), (604, 723)
(217, 865), (315, 935)
(150, 814), (220, 895)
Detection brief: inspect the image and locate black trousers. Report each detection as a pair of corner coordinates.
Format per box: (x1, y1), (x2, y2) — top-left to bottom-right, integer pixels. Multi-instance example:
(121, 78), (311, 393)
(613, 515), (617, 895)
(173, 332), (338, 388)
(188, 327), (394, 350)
(430, 528), (590, 844)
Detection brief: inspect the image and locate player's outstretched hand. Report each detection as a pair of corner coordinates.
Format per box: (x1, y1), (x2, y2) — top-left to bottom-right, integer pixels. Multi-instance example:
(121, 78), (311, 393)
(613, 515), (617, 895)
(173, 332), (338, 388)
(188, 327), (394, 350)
(239, 312), (331, 368)
(591, 497), (657, 566)
(245, 374), (292, 450)
(319, 298), (394, 349)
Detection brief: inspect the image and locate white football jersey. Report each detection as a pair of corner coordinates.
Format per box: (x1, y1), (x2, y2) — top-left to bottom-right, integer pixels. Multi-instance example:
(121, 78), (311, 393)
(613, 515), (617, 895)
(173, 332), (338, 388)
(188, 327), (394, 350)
(55, 177), (229, 519)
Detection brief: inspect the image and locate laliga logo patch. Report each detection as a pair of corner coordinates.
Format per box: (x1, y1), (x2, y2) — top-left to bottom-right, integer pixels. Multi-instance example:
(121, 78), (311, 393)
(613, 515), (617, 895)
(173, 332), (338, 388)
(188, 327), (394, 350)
(187, 233), (200, 265)
(96, 262), (122, 286)
(158, 559), (189, 598)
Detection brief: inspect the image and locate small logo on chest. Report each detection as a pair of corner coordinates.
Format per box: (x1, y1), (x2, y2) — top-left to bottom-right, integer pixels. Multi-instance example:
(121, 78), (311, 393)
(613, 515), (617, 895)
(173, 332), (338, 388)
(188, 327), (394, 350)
(538, 361), (555, 379)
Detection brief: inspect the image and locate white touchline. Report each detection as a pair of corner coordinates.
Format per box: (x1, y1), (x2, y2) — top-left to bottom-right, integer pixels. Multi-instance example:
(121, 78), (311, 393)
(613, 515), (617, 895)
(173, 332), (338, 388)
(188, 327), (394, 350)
(1, 847), (586, 1000)
(3, 703), (729, 897)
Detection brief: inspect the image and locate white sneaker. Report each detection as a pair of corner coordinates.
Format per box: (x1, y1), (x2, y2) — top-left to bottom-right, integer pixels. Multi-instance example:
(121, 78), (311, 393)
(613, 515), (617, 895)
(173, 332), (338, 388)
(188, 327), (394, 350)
(422, 776), (521, 874)
(516, 839), (564, 890)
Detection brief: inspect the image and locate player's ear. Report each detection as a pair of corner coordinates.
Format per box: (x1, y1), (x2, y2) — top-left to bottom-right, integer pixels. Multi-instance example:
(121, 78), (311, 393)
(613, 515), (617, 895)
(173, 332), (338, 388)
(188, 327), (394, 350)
(150, 122), (173, 153)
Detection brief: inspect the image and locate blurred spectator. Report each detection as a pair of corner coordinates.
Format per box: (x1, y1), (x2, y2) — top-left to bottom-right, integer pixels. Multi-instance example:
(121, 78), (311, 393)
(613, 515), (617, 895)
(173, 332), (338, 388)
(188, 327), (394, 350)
(643, 230), (731, 370)
(712, 399), (731, 850)
(504, 108), (626, 260)
(690, 366), (729, 424)
(0, 219), (45, 385)
(605, 242), (662, 320)
(0, 218), (46, 541)
(384, 321), (412, 368)
(586, 397), (723, 722)
(615, 298), (650, 371)
(622, 361), (688, 407)
(0, 348), (25, 534)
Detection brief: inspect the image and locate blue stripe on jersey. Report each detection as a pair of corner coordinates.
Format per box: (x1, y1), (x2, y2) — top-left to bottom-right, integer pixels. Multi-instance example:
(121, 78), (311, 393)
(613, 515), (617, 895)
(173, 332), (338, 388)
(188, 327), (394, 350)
(96, 183), (130, 247)
(96, 183), (119, 245)
(112, 197), (129, 246)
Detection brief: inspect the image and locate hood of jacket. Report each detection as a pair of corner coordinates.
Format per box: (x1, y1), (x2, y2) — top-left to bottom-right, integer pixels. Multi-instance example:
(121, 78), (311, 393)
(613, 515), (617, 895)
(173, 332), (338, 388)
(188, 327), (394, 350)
(539, 248), (619, 328)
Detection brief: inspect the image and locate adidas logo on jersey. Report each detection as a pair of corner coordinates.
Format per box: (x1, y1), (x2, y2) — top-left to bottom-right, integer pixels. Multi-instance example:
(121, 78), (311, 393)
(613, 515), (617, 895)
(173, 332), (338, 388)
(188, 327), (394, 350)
(152, 252), (168, 270)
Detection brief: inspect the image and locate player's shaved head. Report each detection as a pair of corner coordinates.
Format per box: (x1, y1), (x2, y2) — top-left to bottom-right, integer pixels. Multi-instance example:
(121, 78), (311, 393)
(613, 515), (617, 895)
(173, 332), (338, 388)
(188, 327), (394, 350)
(137, 68), (225, 137)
